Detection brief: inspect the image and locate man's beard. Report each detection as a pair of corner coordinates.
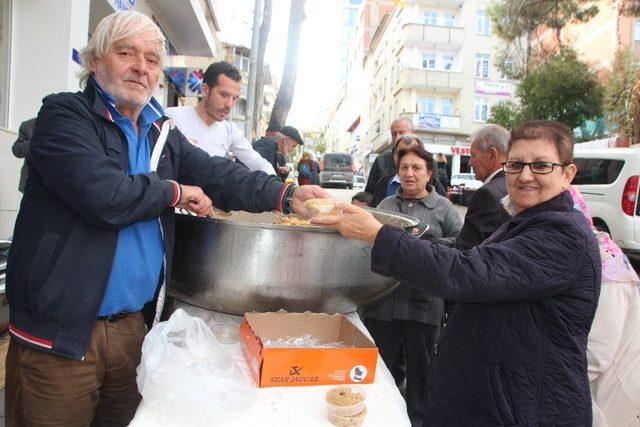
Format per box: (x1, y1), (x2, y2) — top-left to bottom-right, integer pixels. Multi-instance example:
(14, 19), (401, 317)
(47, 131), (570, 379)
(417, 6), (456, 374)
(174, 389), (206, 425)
(204, 97), (227, 122)
(94, 65), (153, 111)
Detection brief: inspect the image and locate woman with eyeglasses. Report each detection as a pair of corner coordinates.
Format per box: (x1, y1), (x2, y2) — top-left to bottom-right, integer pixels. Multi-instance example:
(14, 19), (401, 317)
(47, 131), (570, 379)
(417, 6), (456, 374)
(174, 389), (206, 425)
(313, 120), (601, 426)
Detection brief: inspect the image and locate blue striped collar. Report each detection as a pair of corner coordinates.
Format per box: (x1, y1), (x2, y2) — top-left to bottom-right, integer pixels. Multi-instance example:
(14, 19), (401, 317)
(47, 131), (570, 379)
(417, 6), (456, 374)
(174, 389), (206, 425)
(91, 75), (164, 125)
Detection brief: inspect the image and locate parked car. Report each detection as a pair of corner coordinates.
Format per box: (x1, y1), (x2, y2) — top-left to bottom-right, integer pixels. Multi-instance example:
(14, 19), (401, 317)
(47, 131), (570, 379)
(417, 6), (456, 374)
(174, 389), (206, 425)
(353, 174), (366, 190)
(573, 147), (640, 259)
(449, 173), (483, 191)
(448, 173), (482, 206)
(319, 153), (355, 189)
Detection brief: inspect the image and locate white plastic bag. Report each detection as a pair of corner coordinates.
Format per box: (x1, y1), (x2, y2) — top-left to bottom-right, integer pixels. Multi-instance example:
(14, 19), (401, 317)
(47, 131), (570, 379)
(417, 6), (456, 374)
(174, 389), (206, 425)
(134, 309), (258, 426)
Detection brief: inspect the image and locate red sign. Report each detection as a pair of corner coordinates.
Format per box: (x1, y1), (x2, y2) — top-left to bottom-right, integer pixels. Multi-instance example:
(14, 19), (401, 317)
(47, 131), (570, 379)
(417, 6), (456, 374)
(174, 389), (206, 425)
(450, 147), (470, 155)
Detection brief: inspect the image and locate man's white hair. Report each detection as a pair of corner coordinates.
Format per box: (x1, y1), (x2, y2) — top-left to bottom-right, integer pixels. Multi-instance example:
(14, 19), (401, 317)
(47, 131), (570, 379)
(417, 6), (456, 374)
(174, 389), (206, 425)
(78, 11), (166, 88)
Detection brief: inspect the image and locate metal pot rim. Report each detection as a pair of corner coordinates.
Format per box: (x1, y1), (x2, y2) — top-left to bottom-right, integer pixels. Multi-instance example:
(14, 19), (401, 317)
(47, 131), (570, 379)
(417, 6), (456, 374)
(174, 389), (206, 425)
(177, 208), (420, 234)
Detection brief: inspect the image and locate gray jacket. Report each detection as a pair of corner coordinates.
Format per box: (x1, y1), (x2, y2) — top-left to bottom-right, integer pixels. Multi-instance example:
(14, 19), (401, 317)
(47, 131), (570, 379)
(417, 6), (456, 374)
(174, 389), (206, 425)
(362, 186), (462, 324)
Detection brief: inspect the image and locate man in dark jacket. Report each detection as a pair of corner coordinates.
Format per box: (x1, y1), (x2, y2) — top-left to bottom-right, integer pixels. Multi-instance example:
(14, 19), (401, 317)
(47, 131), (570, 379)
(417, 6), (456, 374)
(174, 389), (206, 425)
(456, 124), (511, 250)
(5, 11), (325, 426)
(253, 125), (303, 181)
(365, 116), (413, 194)
(11, 117), (36, 193)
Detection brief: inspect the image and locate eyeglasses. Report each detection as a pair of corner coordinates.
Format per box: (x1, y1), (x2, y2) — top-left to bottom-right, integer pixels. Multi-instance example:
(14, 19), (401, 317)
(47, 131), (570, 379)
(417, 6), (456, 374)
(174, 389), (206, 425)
(502, 161), (566, 175)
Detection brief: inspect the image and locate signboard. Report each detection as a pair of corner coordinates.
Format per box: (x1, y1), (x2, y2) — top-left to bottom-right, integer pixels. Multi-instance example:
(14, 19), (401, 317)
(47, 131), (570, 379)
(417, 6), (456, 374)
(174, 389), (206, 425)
(419, 113), (441, 129)
(165, 68), (187, 96)
(418, 113), (460, 129)
(475, 81), (512, 96)
(108, 0), (135, 12)
(186, 69), (204, 97)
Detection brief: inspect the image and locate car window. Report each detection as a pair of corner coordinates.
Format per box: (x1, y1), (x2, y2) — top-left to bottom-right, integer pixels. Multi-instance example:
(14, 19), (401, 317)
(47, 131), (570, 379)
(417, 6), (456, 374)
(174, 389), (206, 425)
(323, 154), (353, 171)
(573, 158), (625, 185)
(354, 176), (365, 183)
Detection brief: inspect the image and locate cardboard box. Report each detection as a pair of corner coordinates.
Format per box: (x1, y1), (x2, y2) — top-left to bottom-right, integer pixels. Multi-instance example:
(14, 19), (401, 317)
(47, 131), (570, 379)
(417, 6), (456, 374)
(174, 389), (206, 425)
(240, 312), (378, 387)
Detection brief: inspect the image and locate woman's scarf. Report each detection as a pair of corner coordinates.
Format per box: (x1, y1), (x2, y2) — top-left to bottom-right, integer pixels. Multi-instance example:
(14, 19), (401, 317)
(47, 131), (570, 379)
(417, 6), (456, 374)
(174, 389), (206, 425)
(567, 186), (639, 284)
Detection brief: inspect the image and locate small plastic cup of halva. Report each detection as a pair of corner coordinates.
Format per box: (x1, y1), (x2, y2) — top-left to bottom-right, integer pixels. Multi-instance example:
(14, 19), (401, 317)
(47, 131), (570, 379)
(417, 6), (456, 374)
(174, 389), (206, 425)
(327, 407), (367, 427)
(304, 198), (341, 217)
(326, 386), (367, 418)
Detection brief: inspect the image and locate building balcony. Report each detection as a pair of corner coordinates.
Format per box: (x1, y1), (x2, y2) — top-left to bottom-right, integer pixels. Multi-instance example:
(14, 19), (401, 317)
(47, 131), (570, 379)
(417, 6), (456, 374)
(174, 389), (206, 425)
(401, 23), (464, 49)
(398, 68), (463, 93)
(414, 0), (464, 7)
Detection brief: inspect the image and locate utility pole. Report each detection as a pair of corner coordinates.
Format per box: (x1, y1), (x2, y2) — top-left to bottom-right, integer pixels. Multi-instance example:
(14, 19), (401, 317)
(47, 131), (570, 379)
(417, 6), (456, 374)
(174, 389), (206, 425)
(245, 0), (263, 140)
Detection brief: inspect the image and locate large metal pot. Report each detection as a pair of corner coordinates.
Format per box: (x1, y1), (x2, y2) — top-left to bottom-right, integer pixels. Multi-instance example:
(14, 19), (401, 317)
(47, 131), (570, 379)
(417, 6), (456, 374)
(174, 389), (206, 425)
(169, 209), (420, 315)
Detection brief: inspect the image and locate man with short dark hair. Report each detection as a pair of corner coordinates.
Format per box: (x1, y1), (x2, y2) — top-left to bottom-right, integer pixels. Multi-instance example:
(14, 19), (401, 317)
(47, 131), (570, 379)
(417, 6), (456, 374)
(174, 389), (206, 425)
(166, 61), (275, 174)
(254, 125), (304, 181)
(456, 124), (511, 250)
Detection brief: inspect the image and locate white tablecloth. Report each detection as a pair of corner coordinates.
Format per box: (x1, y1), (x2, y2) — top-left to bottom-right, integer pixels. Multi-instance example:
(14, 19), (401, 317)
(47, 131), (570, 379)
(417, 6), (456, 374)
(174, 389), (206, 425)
(130, 303), (410, 427)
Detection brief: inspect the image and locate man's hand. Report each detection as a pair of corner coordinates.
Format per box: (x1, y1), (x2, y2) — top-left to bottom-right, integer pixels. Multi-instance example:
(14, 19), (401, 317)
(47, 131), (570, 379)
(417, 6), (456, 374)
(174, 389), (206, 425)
(291, 185), (331, 218)
(311, 201), (383, 244)
(177, 184), (212, 216)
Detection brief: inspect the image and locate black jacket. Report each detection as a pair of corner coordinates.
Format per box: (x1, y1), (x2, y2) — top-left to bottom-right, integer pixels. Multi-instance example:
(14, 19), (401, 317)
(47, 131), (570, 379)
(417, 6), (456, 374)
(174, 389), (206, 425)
(7, 80), (284, 360)
(365, 150), (395, 194)
(11, 117), (37, 193)
(372, 191), (601, 426)
(455, 170), (510, 250)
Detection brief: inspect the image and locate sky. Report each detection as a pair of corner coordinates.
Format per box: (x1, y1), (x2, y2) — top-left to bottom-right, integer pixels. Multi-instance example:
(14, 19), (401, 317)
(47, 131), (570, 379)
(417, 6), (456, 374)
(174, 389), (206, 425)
(216, 0), (343, 130)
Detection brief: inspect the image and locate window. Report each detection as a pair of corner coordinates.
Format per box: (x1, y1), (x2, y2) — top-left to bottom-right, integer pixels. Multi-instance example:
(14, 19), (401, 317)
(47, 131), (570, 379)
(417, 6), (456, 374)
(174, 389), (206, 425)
(475, 54), (490, 78)
(634, 21), (640, 41)
(476, 10), (491, 35)
(444, 13), (455, 27)
(422, 53), (437, 69)
(424, 11), (438, 26)
(443, 54), (454, 71)
(441, 98), (453, 116)
(419, 96), (436, 114)
(474, 98), (489, 122)
(572, 159), (625, 185)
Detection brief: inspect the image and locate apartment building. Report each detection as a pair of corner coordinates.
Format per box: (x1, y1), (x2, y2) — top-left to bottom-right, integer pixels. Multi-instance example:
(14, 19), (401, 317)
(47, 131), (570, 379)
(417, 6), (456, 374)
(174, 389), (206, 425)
(363, 0), (516, 176)
(325, 0), (396, 168)
(536, 0), (640, 80)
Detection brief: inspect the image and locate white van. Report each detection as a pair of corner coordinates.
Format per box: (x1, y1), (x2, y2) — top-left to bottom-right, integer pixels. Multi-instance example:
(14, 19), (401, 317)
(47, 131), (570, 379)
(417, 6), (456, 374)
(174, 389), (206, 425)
(572, 147), (640, 258)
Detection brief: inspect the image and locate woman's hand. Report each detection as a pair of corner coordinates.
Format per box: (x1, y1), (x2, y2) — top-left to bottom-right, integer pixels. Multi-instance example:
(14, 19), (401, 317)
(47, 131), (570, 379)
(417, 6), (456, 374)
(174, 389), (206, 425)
(311, 201), (383, 244)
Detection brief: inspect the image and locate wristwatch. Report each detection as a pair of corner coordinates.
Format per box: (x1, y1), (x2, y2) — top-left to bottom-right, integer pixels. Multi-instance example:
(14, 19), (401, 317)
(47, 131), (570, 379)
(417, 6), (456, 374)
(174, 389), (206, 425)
(281, 184), (298, 214)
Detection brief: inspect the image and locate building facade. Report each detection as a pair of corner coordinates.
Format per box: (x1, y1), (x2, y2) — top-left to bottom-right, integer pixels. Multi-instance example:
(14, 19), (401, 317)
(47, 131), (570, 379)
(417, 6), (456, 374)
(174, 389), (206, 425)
(326, 0), (517, 178)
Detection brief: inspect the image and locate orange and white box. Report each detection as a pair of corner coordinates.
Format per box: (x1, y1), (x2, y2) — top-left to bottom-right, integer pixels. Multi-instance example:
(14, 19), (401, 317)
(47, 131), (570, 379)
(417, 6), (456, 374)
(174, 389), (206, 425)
(240, 312), (378, 388)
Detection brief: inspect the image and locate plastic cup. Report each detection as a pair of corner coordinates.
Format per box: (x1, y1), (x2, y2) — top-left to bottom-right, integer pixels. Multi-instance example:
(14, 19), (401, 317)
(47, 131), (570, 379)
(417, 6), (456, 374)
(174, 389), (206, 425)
(327, 407), (367, 427)
(326, 386), (367, 417)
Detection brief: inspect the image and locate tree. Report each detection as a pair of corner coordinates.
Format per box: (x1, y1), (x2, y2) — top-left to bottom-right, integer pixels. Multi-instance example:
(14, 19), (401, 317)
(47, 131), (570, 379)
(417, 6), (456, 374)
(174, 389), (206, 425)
(603, 49), (638, 137)
(489, 0), (599, 79)
(488, 52), (603, 129)
(269, 0), (306, 129)
(252, 0), (273, 136)
(487, 100), (523, 130)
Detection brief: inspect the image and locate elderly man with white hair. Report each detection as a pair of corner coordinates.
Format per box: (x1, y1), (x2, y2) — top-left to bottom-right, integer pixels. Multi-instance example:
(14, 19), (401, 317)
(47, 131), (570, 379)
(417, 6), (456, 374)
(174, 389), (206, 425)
(456, 124), (512, 250)
(5, 11), (326, 426)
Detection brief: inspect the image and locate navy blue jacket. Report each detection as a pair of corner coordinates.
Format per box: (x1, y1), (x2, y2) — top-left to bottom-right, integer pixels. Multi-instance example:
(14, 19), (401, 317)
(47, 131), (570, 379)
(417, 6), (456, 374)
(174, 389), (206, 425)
(7, 80), (284, 360)
(372, 191), (601, 426)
